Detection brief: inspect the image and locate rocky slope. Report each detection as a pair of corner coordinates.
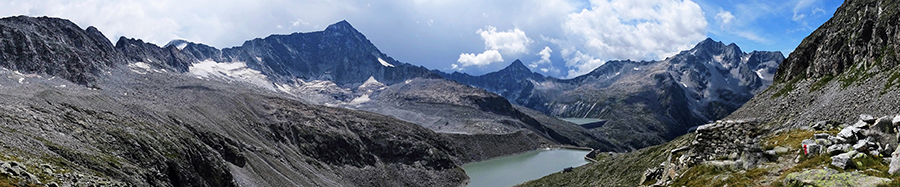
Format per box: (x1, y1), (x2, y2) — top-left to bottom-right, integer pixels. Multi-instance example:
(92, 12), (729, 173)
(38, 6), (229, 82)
(0, 16), (483, 187)
(0, 16), (125, 87)
(522, 0), (900, 186)
(440, 39), (784, 150)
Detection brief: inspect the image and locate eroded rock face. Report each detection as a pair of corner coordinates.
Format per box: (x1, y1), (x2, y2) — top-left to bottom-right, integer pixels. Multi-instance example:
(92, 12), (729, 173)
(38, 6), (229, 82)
(0, 16), (127, 86)
(776, 0), (900, 82)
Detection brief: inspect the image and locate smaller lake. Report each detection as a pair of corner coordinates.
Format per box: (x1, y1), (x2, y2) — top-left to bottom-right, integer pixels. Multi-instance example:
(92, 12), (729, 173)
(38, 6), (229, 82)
(462, 149), (591, 187)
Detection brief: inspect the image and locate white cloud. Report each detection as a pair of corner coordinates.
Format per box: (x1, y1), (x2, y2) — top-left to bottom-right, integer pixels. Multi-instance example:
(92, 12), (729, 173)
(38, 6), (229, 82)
(556, 0), (707, 77)
(454, 25), (533, 69)
(529, 46), (553, 68)
(792, 0), (815, 21)
(735, 31), (767, 43)
(716, 10), (734, 26)
(456, 50), (504, 67)
(477, 26), (533, 54)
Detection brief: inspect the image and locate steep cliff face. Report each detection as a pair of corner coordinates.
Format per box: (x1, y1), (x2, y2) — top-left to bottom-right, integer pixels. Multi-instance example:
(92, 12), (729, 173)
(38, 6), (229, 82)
(115, 37), (194, 72)
(0, 16), (126, 86)
(727, 0), (900, 128)
(776, 0), (900, 82)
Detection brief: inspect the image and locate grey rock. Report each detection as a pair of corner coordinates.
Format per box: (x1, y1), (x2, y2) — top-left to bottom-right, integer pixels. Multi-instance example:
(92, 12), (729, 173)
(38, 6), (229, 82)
(854, 140), (870, 152)
(829, 136), (848, 144)
(815, 139), (833, 147)
(774, 146), (790, 154)
(870, 150), (882, 157)
(852, 120), (869, 129)
(827, 144), (851, 155)
(874, 116), (894, 133)
(891, 146), (900, 175)
(837, 126), (859, 142)
(814, 133), (831, 139)
(801, 139), (822, 156)
(893, 115), (900, 127)
(861, 114), (876, 124)
(831, 151), (857, 169)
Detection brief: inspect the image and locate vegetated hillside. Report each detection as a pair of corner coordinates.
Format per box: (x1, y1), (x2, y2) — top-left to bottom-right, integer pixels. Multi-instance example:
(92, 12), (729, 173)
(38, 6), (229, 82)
(522, 0), (900, 186)
(440, 39), (783, 151)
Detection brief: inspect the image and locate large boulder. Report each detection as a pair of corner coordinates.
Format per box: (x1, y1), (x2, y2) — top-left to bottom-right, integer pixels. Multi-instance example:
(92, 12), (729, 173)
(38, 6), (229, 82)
(831, 151), (857, 169)
(874, 116), (894, 133)
(827, 144), (851, 156)
(853, 140), (871, 152)
(802, 139), (822, 156)
(837, 126), (859, 142)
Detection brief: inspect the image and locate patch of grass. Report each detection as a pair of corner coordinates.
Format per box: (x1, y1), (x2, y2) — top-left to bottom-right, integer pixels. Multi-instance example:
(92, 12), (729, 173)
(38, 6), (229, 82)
(772, 74), (805, 98)
(838, 59), (878, 89)
(761, 129), (837, 151)
(853, 155), (890, 177)
(0, 173), (41, 187)
(809, 75), (834, 92)
(670, 164), (769, 187)
(771, 154), (833, 187)
(882, 71), (900, 95)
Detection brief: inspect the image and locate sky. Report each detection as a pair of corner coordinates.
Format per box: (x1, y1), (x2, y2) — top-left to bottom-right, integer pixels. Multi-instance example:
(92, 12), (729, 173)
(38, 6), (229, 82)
(1, 0), (842, 78)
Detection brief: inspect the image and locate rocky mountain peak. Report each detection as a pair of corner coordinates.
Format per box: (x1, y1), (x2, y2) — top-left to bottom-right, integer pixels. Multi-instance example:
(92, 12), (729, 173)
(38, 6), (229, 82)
(115, 36), (194, 72)
(163, 39), (190, 49)
(0, 16), (126, 86)
(499, 60), (531, 74)
(323, 20), (365, 38)
(686, 38), (744, 59)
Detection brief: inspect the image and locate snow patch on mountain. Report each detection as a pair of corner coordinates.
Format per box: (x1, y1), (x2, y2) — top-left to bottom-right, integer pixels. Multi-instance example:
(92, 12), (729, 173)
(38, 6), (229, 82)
(378, 58), (394, 67)
(189, 60), (274, 91)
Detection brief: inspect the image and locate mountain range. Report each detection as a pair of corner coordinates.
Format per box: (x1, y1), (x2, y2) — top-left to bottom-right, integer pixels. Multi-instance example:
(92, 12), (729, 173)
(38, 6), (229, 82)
(0, 15), (615, 186)
(523, 0), (900, 186)
(439, 39), (784, 149)
(0, 8), (810, 186)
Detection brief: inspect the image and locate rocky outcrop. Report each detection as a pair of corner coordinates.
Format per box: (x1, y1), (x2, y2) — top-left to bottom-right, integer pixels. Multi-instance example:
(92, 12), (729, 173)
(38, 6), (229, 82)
(794, 115), (899, 169)
(115, 37), (194, 72)
(776, 0), (900, 82)
(0, 16), (127, 86)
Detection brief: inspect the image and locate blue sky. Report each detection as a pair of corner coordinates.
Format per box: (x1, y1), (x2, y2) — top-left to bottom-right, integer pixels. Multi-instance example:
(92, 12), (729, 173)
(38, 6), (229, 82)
(1, 0), (842, 78)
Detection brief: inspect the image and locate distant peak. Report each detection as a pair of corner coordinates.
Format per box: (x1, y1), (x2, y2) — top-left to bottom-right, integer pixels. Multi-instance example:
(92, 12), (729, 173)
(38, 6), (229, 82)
(695, 38), (723, 48)
(164, 39), (190, 49)
(500, 59), (530, 72)
(324, 20), (359, 34)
